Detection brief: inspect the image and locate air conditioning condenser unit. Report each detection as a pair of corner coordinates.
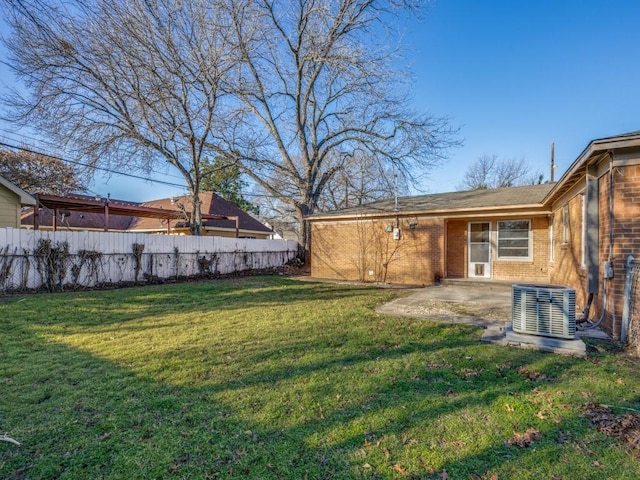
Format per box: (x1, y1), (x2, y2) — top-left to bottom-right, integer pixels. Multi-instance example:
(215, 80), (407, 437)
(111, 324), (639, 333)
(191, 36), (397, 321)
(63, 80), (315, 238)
(512, 284), (576, 340)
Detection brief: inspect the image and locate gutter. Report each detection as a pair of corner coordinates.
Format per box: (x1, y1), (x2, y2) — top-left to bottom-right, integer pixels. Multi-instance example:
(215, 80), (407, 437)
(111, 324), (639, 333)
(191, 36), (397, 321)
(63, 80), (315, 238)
(307, 203), (550, 222)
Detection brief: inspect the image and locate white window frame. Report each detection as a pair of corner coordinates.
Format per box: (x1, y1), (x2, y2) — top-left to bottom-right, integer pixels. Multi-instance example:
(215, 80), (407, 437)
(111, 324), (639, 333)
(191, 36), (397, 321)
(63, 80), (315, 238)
(581, 193), (586, 267)
(497, 219), (531, 260)
(562, 204), (569, 244)
(549, 213), (555, 262)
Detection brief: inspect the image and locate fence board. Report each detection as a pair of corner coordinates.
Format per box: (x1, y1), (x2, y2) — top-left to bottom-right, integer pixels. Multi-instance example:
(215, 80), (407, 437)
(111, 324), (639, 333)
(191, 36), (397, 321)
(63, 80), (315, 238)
(0, 228), (299, 292)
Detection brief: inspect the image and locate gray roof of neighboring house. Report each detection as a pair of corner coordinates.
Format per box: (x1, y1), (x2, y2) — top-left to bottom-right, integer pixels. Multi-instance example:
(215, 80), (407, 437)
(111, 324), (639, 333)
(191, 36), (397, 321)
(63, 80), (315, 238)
(308, 183), (556, 219)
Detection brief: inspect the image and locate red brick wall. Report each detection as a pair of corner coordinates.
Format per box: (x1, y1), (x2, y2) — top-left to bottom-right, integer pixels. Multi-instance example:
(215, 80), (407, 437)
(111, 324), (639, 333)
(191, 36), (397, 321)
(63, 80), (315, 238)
(549, 193), (589, 309)
(491, 216), (550, 282)
(549, 163), (640, 336)
(591, 172), (611, 330)
(610, 164), (640, 335)
(311, 217), (445, 285)
(312, 215), (551, 286)
(446, 217), (549, 282)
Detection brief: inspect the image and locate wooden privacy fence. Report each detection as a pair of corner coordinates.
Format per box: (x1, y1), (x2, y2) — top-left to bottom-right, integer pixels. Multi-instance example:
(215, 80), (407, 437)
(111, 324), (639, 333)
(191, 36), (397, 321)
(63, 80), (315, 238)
(0, 228), (299, 292)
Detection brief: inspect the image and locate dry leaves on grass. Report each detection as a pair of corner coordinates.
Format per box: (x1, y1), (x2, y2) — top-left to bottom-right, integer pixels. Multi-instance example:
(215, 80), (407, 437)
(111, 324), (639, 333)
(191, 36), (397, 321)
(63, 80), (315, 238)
(517, 367), (549, 381)
(505, 428), (541, 448)
(393, 463), (409, 476)
(470, 473), (499, 480)
(583, 403), (640, 456)
(459, 367), (482, 378)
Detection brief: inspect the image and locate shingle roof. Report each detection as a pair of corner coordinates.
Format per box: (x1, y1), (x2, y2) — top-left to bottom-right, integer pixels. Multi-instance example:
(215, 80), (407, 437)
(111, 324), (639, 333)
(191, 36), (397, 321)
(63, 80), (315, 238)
(131, 192), (272, 233)
(308, 183), (556, 219)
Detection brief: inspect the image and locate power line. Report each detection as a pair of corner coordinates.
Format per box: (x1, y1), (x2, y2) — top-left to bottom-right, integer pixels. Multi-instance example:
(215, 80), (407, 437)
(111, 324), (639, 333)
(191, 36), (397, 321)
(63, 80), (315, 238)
(0, 138), (288, 201)
(0, 128), (188, 181)
(0, 140), (187, 189)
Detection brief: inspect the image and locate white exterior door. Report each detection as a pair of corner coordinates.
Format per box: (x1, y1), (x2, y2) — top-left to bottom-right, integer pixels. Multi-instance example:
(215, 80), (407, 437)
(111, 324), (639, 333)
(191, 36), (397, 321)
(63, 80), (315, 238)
(468, 222), (491, 278)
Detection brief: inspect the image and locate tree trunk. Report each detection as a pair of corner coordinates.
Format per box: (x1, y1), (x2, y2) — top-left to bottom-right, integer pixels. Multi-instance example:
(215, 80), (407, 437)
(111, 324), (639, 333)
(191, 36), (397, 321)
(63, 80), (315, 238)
(190, 193), (203, 236)
(296, 207), (311, 263)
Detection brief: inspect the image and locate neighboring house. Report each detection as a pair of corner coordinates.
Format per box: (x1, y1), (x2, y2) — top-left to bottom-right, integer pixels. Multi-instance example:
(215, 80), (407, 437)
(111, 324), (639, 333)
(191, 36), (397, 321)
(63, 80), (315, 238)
(21, 192), (273, 239)
(0, 175), (36, 228)
(132, 192), (273, 239)
(308, 131), (640, 336)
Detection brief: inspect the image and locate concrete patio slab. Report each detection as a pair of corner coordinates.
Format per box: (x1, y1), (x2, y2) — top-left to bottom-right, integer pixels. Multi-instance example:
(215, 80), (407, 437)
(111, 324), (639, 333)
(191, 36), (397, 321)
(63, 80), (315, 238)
(375, 282), (512, 328)
(374, 282), (610, 357)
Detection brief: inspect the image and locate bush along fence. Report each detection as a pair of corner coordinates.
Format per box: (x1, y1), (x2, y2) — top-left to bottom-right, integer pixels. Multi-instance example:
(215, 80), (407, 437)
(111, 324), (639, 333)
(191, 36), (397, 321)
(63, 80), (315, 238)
(0, 228), (299, 292)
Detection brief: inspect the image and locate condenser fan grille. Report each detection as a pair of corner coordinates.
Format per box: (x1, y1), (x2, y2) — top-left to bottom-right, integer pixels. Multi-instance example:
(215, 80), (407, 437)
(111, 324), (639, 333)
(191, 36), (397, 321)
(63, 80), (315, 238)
(512, 284), (576, 339)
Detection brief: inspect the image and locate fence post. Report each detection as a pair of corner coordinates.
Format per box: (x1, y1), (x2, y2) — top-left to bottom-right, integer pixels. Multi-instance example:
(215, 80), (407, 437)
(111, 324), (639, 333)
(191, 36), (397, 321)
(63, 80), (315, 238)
(621, 255), (635, 344)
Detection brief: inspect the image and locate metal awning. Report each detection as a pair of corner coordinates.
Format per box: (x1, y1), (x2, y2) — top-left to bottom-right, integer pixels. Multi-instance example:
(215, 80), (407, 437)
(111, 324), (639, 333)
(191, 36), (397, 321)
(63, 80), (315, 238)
(33, 194), (239, 236)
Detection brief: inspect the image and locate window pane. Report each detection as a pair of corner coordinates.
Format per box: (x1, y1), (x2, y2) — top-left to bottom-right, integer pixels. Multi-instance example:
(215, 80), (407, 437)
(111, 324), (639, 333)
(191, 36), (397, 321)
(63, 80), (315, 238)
(471, 223), (490, 232)
(470, 231), (490, 242)
(470, 244), (490, 262)
(498, 247), (529, 257)
(497, 220), (530, 258)
(470, 223), (490, 242)
(500, 229), (529, 239)
(500, 239), (528, 248)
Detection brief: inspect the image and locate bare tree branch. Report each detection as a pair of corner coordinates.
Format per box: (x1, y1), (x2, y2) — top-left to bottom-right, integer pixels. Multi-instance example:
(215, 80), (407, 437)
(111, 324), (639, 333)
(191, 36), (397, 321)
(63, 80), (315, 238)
(1, 0), (235, 234)
(216, 0), (458, 251)
(457, 153), (545, 190)
(2, 0), (459, 248)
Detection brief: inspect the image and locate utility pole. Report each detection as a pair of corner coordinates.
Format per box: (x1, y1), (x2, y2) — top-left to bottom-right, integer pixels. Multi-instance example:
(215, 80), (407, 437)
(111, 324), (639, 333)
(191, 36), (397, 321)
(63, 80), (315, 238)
(550, 142), (555, 182)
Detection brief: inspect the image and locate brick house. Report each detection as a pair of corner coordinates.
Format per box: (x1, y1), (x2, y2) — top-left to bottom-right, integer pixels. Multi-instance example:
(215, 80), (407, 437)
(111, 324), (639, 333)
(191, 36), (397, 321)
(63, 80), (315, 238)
(308, 132), (640, 336)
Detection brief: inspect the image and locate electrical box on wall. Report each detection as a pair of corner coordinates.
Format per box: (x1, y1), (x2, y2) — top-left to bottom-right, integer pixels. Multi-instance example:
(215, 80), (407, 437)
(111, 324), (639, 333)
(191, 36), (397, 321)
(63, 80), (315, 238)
(604, 261), (614, 279)
(393, 228), (401, 240)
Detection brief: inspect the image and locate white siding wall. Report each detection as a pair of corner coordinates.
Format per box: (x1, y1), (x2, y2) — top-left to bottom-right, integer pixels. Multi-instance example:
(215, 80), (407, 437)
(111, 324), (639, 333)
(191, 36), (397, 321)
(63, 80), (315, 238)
(0, 187), (20, 228)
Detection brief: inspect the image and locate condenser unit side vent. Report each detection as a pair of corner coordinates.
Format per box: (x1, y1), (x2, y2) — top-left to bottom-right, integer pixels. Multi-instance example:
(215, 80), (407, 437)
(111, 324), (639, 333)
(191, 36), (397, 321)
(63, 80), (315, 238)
(512, 284), (576, 339)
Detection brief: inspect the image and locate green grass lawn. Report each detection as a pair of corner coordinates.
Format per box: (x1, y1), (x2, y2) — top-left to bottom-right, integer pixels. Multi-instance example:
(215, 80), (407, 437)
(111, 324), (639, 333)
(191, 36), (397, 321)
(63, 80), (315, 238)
(1, 277), (639, 479)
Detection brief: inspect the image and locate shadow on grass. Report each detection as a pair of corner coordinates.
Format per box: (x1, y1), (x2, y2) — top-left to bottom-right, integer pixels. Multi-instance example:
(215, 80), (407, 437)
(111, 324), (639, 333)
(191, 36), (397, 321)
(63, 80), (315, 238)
(7, 278), (383, 328)
(2, 278), (637, 479)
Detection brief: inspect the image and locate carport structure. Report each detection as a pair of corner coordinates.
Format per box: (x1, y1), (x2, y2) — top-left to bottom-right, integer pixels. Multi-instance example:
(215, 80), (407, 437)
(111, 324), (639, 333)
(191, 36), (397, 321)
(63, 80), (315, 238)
(30, 193), (240, 237)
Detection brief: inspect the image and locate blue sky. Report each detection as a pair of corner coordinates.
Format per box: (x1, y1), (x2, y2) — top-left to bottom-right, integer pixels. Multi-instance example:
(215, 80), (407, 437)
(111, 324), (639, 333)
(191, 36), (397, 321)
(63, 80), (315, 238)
(410, 0), (640, 191)
(1, 0), (640, 201)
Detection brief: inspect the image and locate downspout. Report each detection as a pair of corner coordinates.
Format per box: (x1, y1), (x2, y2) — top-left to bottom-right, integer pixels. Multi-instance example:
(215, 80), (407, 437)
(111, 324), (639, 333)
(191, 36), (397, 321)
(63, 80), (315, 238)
(579, 152), (615, 331)
(608, 158), (616, 337)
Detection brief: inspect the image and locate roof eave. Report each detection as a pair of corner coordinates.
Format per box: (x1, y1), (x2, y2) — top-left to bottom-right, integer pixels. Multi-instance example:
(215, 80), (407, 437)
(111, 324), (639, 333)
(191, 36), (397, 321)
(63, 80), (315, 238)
(0, 176), (37, 206)
(307, 203), (550, 221)
(542, 133), (640, 203)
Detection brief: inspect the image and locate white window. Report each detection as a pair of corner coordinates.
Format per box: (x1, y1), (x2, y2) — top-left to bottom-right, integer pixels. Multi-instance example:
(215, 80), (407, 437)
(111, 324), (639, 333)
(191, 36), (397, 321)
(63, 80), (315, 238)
(562, 204), (569, 244)
(497, 220), (530, 259)
(549, 214), (555, 262)
(581, 194), (586, 267)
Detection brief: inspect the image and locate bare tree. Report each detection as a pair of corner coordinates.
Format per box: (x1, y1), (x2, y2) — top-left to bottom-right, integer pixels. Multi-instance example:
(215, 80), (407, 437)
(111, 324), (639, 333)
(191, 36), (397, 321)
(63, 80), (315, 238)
(1, 0), (234, 234)
(216, 0), (458, 252)
(0, 147), (84, 195)
(317, 151), (406, 212)
(457, 154), (544, 190)
(2, 0), (458, 246)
